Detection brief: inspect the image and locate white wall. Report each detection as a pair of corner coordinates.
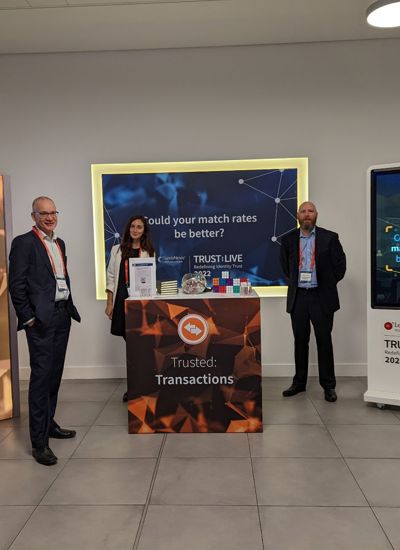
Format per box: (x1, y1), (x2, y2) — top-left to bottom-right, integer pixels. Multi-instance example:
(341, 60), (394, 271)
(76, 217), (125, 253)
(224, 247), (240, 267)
(1, 38), (399, 378)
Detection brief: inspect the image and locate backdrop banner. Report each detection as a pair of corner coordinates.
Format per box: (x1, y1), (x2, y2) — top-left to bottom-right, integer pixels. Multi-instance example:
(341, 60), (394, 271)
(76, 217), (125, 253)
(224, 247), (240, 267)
(91, 158), (308, 298)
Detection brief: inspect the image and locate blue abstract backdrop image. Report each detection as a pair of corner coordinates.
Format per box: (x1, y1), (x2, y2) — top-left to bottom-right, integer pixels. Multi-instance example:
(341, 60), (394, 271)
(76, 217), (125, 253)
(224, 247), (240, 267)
(102, 168), (298, 286)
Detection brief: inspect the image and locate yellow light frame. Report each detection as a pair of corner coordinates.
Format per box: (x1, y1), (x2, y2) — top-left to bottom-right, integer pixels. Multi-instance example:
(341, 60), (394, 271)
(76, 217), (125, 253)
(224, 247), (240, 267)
(92, 157), (308, 299)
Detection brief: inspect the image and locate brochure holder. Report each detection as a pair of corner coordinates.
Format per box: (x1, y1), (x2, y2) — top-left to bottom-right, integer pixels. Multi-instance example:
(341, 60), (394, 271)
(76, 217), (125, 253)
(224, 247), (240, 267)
(128, 257), (156, 298)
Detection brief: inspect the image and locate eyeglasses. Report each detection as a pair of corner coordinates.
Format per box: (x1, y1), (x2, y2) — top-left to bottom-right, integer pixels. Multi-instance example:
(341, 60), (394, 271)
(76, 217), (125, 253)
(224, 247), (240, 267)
(33, 211), (59, 218)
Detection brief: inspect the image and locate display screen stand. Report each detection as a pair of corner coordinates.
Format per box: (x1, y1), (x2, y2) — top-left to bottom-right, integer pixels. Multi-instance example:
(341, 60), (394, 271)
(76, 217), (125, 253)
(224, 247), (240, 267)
(365, 164), (400, 408)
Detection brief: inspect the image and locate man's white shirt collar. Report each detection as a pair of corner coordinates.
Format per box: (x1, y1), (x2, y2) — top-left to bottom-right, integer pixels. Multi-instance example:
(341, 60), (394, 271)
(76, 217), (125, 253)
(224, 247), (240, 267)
(35, 226), (58, 241)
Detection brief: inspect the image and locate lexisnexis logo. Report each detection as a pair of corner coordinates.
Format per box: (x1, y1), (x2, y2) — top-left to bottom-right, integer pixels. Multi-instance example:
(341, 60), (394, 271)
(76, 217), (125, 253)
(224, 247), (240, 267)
(178, 314), (209, 345)
(158, 256), (185, 265)
(384, 321), (400, 333)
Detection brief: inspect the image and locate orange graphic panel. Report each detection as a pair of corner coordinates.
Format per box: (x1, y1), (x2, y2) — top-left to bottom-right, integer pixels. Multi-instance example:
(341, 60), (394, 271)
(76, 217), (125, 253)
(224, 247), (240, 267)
(126, 296), (262, 433)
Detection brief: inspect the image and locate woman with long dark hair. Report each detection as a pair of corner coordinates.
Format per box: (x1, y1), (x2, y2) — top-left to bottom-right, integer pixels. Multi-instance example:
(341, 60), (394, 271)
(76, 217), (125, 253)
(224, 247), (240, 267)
(105, 215), (155, 401)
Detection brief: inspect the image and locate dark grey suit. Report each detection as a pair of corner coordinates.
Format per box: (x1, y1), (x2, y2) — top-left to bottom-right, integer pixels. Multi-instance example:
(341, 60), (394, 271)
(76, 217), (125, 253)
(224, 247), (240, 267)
(9, 230), (80, 448)
(280, 226), (346, 389)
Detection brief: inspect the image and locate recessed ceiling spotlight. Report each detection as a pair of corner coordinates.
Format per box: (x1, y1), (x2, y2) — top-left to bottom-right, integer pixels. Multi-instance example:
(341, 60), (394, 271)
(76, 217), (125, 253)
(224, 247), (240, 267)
(367, 0), (400, 27)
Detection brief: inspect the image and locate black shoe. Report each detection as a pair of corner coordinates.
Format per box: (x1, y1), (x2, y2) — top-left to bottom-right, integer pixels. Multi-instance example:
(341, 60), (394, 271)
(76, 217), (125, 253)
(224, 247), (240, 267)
(282, 385), (306, 397)
(45, 446), (58, 460)
(324, 389), (337, 402)
(49, 426), (77, 439)
(122, 392), (128, 402)
(32, 447), (58, 466)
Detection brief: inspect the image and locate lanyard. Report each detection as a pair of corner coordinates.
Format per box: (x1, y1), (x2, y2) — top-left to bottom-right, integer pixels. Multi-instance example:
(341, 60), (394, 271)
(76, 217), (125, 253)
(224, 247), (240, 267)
(124, 248), (142, 286)
(32, 227), (67, 277)
(299, 238), (315, 271)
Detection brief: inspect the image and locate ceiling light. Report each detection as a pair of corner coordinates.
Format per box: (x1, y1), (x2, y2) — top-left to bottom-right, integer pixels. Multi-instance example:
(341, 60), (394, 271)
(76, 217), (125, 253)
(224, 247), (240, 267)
(367, 0), (400, 27)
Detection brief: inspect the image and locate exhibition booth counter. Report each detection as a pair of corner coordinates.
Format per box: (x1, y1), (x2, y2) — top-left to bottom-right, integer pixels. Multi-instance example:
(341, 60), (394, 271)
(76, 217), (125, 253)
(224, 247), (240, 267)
(125, 290), (262, 434)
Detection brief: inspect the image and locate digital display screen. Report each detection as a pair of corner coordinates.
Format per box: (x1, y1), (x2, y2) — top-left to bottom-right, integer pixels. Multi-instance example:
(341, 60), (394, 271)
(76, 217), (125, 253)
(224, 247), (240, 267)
(372, 168), (400, 308)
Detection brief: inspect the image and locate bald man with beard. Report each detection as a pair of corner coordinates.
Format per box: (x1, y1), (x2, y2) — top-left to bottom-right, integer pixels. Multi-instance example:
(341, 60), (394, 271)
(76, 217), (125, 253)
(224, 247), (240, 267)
(280, 202), (346, 402)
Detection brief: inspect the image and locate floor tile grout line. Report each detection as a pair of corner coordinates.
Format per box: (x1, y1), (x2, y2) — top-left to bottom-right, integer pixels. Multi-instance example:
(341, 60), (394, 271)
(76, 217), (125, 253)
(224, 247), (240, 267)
(307, 392), (330, 423)
(281, 389), (395, 547)
(6, 505), (39, 550)
(2, 503), (151, 508)
(135, 502), (374, 508)
(57, 380), (123, 460)
(247, 433), (265, 550)
(321, 408), (396, 549)
(85, 382), (123, 427)
(369, 508), (396, 550)
(301, 387), (397, 547)
(312, 407), (348, 457)
(56, 379), (123, 404)
(34, 447), (81, 505)
(27, 382), (121, 508)
(67, 397), (116, 458)
(134, 503), (277, 507)
(306, 395), (400, 424)
(131, 433), (167, 550)
(341, 454), (395, 549)
(67, 425), (95, 460)
(54, 456), (163, 460)
(0, 430), (15, 448)
(106, 379), (127, 401)
(5, 380), (139, 549)
(5, 454), (74, 549)
(4, 377), (400, 548)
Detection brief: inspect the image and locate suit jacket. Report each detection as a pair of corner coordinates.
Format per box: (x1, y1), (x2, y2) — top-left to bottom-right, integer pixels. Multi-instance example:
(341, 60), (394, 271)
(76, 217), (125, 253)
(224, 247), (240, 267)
(280, 226), (346, 314)
(8, 229), (81, 330)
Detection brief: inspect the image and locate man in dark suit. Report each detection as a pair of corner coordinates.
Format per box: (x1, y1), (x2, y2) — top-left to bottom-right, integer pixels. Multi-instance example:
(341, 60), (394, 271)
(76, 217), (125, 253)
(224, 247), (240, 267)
(280, 201), (346, 402)
(9, 196), (80, 465)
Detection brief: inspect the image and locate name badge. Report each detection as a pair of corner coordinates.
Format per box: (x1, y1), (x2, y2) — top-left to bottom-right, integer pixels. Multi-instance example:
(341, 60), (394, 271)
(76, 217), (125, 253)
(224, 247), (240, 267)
(56, 277), (68, 291)
(300, 271), (312, 283)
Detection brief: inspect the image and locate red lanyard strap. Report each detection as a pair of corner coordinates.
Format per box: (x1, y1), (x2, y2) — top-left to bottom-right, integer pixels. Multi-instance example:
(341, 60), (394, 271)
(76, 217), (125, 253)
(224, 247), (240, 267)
(124, 248), (142, 286)
(299, 239), (315, 271)
(124, 259), (129, 286)
(32, 227), (67, 277)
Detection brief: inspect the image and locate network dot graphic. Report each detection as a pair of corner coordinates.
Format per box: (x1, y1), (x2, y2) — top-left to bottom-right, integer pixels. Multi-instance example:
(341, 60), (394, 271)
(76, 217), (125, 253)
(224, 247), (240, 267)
(103, 210), (121, 264)
(237, 169), (297, 246)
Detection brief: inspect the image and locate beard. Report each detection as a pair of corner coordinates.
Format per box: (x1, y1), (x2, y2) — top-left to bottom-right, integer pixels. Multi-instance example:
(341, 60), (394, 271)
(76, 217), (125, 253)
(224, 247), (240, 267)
(301, 220), (314, 230)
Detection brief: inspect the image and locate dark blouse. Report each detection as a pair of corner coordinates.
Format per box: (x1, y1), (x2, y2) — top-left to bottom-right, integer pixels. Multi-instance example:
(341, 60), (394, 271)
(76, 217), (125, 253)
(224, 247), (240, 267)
(110, 248), (140, 337)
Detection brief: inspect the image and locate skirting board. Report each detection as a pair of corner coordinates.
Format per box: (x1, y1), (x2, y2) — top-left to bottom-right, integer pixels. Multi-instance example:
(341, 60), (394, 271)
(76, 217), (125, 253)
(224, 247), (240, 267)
(18, 363), (367, 380)
(264, 363), (367, 377)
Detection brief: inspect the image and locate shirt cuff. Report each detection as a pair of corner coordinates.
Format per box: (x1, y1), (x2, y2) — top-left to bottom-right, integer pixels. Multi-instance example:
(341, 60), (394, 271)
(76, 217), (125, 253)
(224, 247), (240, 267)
(23, 317), (35, 326)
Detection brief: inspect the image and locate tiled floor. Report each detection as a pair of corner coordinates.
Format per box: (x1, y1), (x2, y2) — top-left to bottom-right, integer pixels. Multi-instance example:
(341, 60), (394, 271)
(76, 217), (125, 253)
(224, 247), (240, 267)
(1, 377), (400, 549)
